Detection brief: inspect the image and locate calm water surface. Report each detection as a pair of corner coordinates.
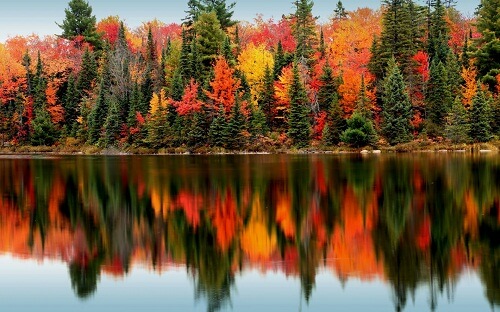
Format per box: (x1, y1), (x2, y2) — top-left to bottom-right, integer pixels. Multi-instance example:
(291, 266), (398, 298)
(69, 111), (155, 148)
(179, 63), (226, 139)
(0, 154), (499, 311)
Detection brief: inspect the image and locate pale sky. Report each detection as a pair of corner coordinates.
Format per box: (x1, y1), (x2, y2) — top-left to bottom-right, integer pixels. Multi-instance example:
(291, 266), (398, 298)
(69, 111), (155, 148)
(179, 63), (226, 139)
(0, 0), (481, 42)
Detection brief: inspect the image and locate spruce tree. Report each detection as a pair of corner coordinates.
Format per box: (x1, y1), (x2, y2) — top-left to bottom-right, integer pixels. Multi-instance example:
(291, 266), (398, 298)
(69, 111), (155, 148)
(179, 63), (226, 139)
(194, 11), (226, 76)
(103, 98), (121, 146)
(288, 62), (311, 148)
(426, 58), (452, 134)
(258, 65), (275, 128)
(381, 58), (413, 145)
(64, 74), (79, 135)
(222, 36), (235, 66)
(88, 80), (109, 144)
(356, 75), (372, 120)
(318, 28), (326, 58)
(334, 1), (348, 20)
(317, 63), (338, 112)
(187, 112), (207, 148)
(57, 0), (101, 48)
(248, 104), (268, 137)
(445, 97), (470, 143)
(180, 29), (192, 80)
(273, 41), (288, 79)
(33, 52), (46, 112)
(473, 0), (500, 89)
(292, 0), (318, 62)
(491, 97), (500, 136)
(209, 105), (227, 147)
(198, 0), (236, 31)
(323, 93), (346, 146)
(469, 84), (492, 142)
(225, 96), (246, 150)
(341, 112), (377, 147)
(77, 48), (98, 97)
(428, 0), (450, 63)
(31, 106), (58, 146)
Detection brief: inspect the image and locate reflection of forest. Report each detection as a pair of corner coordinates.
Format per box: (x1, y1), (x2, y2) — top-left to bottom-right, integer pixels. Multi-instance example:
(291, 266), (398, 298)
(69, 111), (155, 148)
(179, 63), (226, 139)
(0, 155), (499, 311)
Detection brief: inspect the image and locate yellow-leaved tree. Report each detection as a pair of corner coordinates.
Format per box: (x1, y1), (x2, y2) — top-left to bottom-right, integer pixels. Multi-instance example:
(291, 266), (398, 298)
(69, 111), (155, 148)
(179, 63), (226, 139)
(237, 43), (274, 105)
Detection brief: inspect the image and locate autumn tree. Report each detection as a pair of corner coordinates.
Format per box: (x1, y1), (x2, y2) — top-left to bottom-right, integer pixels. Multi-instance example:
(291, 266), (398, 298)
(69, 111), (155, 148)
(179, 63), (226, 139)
(237, 43), (274, 105)
(206, 56), (240, 114)
(291, 0), (318, 61)
(58, 0), (102, 48)
(381, 58), (413, 145)
(77, 48), (98, 97)
(288, 61), (311, 148)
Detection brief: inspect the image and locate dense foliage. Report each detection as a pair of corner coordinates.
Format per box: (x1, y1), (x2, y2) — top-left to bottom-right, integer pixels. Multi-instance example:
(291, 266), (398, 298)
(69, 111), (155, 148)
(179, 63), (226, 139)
(0, 0), (497, 150)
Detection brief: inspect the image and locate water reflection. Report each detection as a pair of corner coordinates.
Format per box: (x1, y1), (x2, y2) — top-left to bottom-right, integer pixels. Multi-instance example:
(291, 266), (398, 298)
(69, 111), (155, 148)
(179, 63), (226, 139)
(0, 154), (499, 311)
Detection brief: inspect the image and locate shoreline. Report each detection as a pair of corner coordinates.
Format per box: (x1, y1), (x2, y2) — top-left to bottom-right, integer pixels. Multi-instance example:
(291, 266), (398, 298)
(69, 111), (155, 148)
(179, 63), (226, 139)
(0, 141), (499, 156)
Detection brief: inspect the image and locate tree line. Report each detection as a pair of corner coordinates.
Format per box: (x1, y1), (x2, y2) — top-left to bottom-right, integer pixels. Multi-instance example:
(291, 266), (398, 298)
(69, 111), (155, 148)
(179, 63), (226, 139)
(0, 0), (498, 150)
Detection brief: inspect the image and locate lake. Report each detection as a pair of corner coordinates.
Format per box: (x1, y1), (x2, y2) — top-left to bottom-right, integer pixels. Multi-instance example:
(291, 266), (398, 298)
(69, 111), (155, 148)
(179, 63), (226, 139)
(0, 154), (499, 311)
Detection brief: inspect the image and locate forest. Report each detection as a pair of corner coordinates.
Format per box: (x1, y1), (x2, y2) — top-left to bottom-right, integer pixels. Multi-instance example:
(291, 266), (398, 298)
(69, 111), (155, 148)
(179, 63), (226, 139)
(0, 0), (498, 152)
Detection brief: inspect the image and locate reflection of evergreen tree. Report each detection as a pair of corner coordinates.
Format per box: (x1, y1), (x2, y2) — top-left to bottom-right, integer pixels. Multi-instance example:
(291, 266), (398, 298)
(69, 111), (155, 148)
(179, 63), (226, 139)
(69, 256), (103, 299)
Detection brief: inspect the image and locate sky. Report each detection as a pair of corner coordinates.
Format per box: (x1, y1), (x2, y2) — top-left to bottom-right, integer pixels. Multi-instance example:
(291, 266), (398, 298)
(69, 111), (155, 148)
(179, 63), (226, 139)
(0, 0), (481, 42)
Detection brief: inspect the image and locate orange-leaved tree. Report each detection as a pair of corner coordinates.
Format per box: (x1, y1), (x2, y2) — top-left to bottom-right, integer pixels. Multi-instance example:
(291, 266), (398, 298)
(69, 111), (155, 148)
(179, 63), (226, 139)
(206, 56), (240, 114)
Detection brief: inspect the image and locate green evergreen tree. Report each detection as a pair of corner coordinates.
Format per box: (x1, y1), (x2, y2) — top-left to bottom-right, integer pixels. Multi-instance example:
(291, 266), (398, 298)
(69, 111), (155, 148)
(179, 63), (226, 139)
(292, 0), (318, 62)
(103, 98), (121, 146)
(64, 74), (79, 135)
(88, 80), (109, 144)
(318, 28), (326, 58)
(356, 75), (373, 120)
(190, 38), (203, 81)
(381, 58), (413, 145)
(146, 27), (157, 65)
(198, 0), (236, 31)
(341, 112), (377, 147)
(469, 84), (492, 142)
(317, 63), (338, 112)
(369, 0), (425, 80)
(171, 69), (185, 102)
(426, 58), (453, 134)
(31, 106), (58, 146)
(187, 112), (207, 148)
(222, 36), (235, 66)
(323, 93), (346, 146)
(248, 104), (268, 137)
(333, 1), (348, 20)
(225, 96), (246, 150)
(33, 52), (46, 112)
(22, 51), (33, 96)
(183, 0), (201, 30)
(288, 62), (311, 148)
(473, 0), (500, 89)
(180, 28), (192, 80)
(77, 48), (98, 97)
(258, 65), (275, 128)
(445, 96), (470, 143)
(273, 41), (288, 79)
(57, 0), (101, 48)
(491, 97), (500, 135)
(428, 0), (450, 63)
(194, 11), (226, 77)
(209, 105), (227, 147)
(140, 66), (154, 115)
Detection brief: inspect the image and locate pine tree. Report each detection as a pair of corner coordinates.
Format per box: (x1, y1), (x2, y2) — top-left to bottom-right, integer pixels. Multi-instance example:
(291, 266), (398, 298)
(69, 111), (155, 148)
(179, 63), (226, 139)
(292, 0), (318, 62)
(381, 58), (413, 145)
(171, 69), (185, 102)
(57, 0), (101, 48)
(103, 98), (121, 146)
(77, 48), (98, 97)
(288, 61), (311, 148)
(198, 0), (236, 31)
(146, 26), (157, 65)
(248, 104), (268, 137)
(225, 96), (246, 150)
(369, 0), (425, 80)
(317, 63), (338, 112)
(426, 59), (453, 134)
(491, 97), (500, 135)
(445, 97), (470, 143)
(318, 28), (326, 58)
(64, 74), (79, 135)
(258, 65), (275, 128)
(194, 11), (226, 76)
(33, 52), (46, 112)
(222, 36), (235, 66)
(88, 80), (109, 144)
(180, 28), (192, 80)
(428, 0), (450, 63)
(469, 84), (492, 142)
(323, 93), (346, 146)
(209, 105), (227, 147)
(341, 112), (377, 147)
(333, 1), (348, 20)
(273, 41), (288, 79)
(187, 112), (207, 148)
(140, 66), (154, 115)
(473, 0), (500, 89)
(356, 75), (372, 120)
(31, 106), (58, 146)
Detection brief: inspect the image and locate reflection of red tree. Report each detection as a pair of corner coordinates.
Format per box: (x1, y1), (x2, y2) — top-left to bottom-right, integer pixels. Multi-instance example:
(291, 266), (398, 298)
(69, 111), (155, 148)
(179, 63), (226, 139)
(212, 189), (241, 251)
(174, 191), (203, 228)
